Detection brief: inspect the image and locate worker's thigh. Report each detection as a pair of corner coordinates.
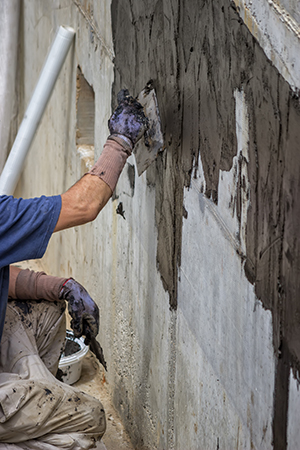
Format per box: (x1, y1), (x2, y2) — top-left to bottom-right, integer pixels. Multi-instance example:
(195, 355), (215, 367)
(0, 437), (107, 450)
(0, 299), (66, 376)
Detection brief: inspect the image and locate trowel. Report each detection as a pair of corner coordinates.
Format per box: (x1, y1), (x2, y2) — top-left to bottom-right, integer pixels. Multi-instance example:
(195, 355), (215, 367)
(134, 82), (164, 176)
(89, 336), (107, 371)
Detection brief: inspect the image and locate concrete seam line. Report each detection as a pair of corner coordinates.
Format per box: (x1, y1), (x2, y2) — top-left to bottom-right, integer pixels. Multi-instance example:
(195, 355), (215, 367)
(190, 177), (257, 272)
(234, 0), (300, 39)
(267, 0), (300, 39)
(72, 0), (115, 61)
(167, 310), (177, 450)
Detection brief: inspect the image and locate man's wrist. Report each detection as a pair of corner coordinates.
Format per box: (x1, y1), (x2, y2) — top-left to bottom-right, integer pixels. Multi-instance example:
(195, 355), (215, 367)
(59, 278), (73, 299)
(107, 134), (133, 154)
(87, 138), (131, 193)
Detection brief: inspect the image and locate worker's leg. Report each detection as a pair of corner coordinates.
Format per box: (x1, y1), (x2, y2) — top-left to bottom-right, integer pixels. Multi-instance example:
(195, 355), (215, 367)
(0, 440), (107, 450)
(0, 300), (106, 448)
(1, 298), (66, 376)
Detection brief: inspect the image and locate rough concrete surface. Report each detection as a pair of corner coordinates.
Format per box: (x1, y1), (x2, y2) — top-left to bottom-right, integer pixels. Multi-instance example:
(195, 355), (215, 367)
(75, 352), (135, 450)
(0, 0), (20, 173)
(280, 0), (300, 23)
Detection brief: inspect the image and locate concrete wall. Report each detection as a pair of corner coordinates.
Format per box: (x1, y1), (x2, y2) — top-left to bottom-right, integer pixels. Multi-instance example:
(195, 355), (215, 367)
(10, 0), (300, 449)
(0, 0), (20, 172)
(233, 0), (300, 89)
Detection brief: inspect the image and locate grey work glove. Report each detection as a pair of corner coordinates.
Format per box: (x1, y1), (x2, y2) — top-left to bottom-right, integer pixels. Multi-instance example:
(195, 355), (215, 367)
(108, 89), (149, 148)
(59, 279), (99, 343)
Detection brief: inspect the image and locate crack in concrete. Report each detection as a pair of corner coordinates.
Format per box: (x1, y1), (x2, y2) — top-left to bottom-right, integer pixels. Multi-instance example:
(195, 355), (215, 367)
(72, 0), (114, 61)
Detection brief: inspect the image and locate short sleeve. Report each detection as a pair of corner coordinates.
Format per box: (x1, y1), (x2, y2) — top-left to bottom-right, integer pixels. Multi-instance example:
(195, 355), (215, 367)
(0, 195), (62, 268)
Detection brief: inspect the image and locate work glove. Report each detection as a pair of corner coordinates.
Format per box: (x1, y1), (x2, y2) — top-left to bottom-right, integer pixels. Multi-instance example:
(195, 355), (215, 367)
(108, 89), (149, 148)
(59, 279), (99, 343)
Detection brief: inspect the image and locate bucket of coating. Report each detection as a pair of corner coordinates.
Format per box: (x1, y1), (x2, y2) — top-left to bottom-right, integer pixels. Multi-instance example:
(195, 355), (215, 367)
(58, 330), (89, 385)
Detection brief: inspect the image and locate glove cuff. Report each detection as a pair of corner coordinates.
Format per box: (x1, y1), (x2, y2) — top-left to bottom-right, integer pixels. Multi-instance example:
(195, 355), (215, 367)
(87, 138), (130, 193)
(108, 134), (133, 153)
(59, 278), (74, 299)
(15, 269), (67, 301)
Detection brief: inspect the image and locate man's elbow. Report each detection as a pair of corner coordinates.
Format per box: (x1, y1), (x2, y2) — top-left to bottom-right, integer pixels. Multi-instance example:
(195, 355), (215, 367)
(57, 177), (112, 231)
(56, 197), (101, 232)
(86, 203), (101, 222)
(79, 200), (101, 224)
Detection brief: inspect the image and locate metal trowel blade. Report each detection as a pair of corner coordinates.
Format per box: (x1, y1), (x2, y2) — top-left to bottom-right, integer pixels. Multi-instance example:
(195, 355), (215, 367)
(134, 87), (164, 176)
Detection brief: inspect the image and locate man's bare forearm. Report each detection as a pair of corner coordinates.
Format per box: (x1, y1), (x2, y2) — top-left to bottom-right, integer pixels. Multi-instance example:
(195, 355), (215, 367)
(54, 174), (112, 232)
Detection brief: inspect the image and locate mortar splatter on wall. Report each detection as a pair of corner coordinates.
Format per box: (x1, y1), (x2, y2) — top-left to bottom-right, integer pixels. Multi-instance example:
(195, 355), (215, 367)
(111, 1), (300, 448)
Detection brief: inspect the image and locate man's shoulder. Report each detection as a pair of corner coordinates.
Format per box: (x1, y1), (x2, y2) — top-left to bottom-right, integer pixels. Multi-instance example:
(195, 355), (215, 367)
(0, 194), (62, 268)
(0, 194), (61, 212)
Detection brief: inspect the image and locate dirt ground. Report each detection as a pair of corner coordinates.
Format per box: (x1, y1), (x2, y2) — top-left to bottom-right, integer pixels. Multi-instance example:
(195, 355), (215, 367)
(74, 351), (135, 450)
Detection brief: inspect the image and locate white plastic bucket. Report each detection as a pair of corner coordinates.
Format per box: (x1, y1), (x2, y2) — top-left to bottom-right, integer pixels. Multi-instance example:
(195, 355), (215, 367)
(58, 330), (89, 385)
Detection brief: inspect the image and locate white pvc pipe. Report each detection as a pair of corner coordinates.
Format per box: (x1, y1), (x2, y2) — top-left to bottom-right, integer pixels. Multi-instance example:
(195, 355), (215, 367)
(0, 25), (75, 195)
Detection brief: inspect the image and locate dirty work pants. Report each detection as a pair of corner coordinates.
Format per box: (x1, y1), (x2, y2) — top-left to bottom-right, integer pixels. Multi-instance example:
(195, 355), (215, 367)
(0, 299), (106, 450)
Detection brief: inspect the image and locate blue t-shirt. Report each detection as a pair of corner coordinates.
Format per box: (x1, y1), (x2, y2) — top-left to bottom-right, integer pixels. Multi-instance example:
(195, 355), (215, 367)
(0, 194), (62, 341)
